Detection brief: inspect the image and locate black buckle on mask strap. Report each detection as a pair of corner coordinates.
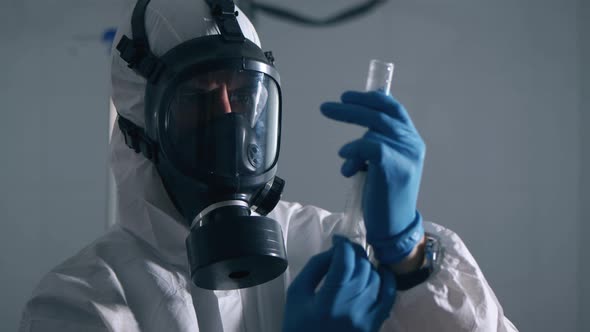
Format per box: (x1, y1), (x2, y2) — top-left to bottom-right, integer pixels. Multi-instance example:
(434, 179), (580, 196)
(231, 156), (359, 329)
(116, 0), (165, 83)
(206, 0), (246, 42)
(117, 36), (165, 83)
(117, 116), (159, 163)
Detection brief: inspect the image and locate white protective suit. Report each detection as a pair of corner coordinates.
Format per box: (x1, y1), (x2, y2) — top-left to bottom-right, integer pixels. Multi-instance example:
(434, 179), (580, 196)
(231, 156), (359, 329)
(20, 0), (518, 331)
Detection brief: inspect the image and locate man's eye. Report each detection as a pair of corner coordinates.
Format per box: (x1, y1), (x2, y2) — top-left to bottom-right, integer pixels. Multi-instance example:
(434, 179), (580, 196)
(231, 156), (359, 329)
(230, 91), (254, 105)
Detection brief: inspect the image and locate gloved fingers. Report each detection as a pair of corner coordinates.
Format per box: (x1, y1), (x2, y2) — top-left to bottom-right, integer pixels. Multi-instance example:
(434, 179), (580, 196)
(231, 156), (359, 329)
(323, 236), (356, 288)
(320, 102), (414, 138)
(349, 245), (372, 290)
(362, 268), (382, 304)
(339, 138), (412, 167)
(289, 247), (335, 297)
(363, 130), (426, 161)
(348, 238), (369, 259)
(341, 91), (414, 126)
(372, 266), (397, 320)
(341, 158), (367, 177)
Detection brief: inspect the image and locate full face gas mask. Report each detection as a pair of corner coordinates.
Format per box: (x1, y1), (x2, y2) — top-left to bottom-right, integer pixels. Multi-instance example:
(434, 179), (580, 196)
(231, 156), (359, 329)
(115, 0), (288, 290)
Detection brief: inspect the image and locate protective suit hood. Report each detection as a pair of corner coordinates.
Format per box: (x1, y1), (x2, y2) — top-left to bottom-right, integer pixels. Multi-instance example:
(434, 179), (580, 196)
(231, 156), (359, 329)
(109, 0), (262, 268)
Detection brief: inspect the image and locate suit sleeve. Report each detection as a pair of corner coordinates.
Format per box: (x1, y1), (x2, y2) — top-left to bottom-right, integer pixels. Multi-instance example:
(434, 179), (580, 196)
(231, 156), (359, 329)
(380, 222), (518, 332)
(275, 201), (518, 332)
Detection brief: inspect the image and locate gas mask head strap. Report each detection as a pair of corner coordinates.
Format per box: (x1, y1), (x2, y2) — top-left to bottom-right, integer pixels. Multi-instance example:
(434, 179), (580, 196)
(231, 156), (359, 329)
(114, 0), (163, 161)
(117, 115), (159, 163)
(114, 0), (248, 163)
(116, 0), (166, 83)
(206, 0), (246, 42)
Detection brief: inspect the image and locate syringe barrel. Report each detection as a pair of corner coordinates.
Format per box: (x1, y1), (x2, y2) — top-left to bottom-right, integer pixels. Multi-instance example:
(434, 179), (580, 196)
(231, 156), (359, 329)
(365, 59), (394, 95)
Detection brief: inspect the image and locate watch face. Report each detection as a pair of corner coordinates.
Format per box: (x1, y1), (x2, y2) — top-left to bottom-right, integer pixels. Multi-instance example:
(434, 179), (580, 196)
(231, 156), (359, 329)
(396, 234), (444, 291)
(424, 234), (443, 272)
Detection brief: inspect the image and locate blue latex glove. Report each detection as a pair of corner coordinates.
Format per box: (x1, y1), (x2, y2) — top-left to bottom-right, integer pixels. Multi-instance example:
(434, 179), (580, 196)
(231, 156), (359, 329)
(283, 236), (396, 332)
(320, 91), (425, 264)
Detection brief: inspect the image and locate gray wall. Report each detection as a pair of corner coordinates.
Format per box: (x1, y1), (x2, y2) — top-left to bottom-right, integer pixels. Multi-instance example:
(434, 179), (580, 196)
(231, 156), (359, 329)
(257, 0), (581, 331)
(0, 0), (585, 331)
(0, 1), (120, 331)
(580, 0), (590, 330)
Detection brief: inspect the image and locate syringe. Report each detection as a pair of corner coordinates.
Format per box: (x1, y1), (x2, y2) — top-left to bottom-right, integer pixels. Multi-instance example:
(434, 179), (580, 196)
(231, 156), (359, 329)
(341, 59), (394, 253)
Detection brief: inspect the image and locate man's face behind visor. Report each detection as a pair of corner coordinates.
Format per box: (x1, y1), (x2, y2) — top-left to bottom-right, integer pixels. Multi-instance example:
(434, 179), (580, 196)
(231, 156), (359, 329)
(170, 70), (270, 128)
(163, 69), (280, 178)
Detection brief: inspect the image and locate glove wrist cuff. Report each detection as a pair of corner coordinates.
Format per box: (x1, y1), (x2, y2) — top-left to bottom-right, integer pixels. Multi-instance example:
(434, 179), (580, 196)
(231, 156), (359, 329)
(370, 211), (425, 264)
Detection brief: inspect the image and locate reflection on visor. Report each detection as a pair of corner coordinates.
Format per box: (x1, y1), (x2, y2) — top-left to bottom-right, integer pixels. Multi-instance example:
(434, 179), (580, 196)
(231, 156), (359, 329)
(171, 71), (269, 129)
(229, 81), (269, 128)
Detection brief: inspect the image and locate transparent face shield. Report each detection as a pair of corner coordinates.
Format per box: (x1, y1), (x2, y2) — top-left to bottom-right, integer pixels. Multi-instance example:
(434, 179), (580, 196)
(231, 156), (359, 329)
(163, 69), (280, 180)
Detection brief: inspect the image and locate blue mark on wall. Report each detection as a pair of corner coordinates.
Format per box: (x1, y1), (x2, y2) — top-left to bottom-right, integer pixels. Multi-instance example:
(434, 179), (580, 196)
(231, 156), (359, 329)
(102, 28), (117, 52)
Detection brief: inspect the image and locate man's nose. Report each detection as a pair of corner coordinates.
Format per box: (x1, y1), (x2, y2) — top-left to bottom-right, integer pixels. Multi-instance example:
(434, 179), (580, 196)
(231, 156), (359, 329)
(213, 84), (232, 114)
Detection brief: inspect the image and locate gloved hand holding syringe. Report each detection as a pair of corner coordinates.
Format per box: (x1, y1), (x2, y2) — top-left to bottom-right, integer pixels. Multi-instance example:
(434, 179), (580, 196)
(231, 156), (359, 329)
(341, 59), (395, 256)
(323, 57), (424, 267)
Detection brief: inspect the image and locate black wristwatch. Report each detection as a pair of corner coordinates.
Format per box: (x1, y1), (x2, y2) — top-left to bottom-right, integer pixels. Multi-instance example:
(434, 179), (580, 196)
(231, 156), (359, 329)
(391, 233), (443, 291)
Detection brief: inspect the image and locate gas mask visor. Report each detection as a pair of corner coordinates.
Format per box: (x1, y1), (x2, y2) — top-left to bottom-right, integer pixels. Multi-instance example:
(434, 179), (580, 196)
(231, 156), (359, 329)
(161, 69), (280, 184)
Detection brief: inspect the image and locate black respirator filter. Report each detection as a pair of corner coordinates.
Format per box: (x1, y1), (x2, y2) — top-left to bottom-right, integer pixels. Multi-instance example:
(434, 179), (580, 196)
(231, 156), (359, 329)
(186, 202), (288, 290)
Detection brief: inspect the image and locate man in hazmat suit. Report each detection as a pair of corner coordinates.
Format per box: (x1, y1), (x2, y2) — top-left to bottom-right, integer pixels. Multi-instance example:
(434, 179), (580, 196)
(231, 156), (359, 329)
(20, 0), (518, 331)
